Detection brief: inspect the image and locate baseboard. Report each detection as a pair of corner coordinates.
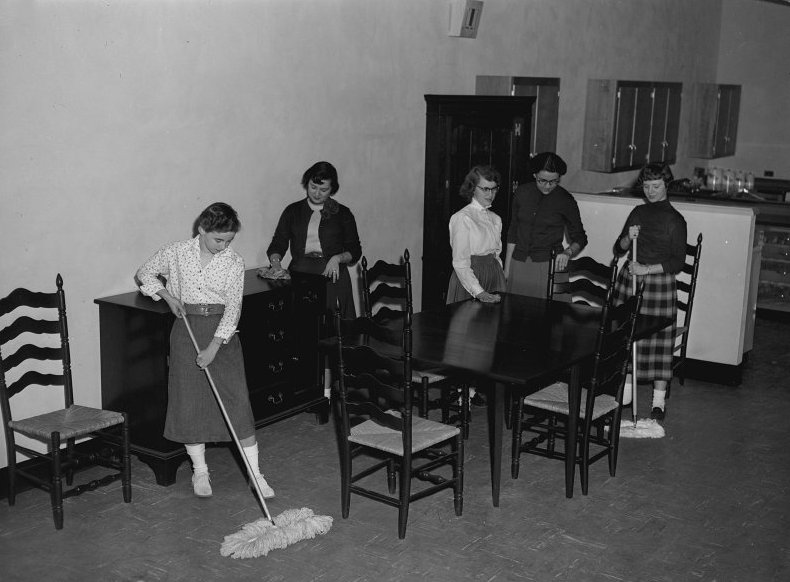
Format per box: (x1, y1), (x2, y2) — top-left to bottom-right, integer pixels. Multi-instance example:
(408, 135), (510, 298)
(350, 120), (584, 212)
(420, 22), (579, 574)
(677, 358), (743, 386)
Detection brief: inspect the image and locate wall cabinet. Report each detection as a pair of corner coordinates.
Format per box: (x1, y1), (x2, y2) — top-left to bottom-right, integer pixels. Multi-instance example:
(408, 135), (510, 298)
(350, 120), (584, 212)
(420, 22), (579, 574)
(688, 83), (741, 159)
(475, 76), (559, 157)
(94, 270), (328, 486)
(582, 79), (682, 172)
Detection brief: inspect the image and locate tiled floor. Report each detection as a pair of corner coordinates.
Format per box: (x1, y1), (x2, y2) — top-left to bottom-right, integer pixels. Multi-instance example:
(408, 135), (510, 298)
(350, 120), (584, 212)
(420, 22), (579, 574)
(1, 318), (789, 582)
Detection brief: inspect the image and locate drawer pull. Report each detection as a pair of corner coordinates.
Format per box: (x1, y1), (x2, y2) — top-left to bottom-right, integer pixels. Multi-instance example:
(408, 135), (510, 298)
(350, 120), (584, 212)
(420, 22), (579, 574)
(268, 330), (286, 342)
(267, 392), (284, 405)
(268, 299), (285, 312)
(268, 361), (285, 374)
(301, 290), (320, 304)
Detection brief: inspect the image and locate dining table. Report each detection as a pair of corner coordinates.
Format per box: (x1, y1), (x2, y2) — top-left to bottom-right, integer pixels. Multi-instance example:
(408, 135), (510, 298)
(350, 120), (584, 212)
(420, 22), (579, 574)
(329, 292), (670, 506)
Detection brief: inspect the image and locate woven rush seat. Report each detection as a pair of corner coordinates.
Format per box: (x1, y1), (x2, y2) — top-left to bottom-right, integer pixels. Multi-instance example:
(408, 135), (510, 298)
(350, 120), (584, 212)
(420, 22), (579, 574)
(350, 411), (460, 455)
(523, 382), (618, 421)
(9, 405), (125, 440)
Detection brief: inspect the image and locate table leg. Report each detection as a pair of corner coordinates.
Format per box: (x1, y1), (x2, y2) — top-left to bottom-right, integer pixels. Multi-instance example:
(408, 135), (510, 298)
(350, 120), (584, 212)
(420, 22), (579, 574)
(565, 365), (581, 498)
(487, 381), (504, 507)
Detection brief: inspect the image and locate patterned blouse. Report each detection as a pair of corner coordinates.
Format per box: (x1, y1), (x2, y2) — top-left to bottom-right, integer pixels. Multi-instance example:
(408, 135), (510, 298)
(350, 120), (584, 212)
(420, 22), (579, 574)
(137, 236), (245, 341)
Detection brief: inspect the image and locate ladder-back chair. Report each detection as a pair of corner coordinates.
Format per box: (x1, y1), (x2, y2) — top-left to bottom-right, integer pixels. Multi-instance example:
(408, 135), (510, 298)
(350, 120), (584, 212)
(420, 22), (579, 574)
(0, 274), (131, 529)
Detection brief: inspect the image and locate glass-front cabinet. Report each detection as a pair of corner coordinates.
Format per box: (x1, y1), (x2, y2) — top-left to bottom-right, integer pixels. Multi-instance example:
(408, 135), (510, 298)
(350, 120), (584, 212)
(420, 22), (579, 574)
(757, 226), (790, 312)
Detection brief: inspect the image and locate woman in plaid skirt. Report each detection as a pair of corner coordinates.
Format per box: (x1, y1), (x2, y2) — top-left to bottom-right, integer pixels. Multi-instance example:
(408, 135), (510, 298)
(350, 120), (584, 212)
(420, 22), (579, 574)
(612, 163), (687, 421)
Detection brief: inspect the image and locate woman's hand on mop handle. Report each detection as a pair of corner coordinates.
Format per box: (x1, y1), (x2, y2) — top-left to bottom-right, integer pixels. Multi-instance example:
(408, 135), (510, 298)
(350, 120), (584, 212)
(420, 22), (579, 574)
(628, 225), (640, 240)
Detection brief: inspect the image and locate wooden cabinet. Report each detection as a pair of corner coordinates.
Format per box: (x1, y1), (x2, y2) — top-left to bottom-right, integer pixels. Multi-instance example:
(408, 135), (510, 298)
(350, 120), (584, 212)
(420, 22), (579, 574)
(476, 76), (559, 157)
(422, 95), (534, 310)
(582, 79), (682, 172)
(688, 83), (741, 159)
(94, 270), (328, 486)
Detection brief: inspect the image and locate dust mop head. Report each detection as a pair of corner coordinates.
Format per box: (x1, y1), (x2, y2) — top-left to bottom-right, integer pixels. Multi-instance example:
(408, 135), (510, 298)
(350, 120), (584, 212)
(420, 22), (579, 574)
(220, 508), (333, 559)
(619, 418), (665, 439)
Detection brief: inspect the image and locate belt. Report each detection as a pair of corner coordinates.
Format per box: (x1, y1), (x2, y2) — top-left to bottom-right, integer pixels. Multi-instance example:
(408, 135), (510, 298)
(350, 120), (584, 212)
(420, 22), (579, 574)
(304, 252), (324, 259)
(184, 303), (225, 316)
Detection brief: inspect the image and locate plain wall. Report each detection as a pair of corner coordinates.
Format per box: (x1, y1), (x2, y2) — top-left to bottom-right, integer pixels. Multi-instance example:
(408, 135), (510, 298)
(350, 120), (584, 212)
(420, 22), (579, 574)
(1, 0), (783, 468)
(713, 0), (790, 178)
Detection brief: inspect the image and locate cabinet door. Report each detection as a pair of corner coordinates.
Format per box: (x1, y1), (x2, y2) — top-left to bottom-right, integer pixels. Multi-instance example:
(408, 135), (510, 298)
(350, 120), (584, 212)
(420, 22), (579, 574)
(689, 83), (741, 159)
(649, 84), (682, 163)
(423, 96), (534, 310)
(612, 83), (653, 171)
(716, 85), (741, 157)
(476, 75), (559, 157)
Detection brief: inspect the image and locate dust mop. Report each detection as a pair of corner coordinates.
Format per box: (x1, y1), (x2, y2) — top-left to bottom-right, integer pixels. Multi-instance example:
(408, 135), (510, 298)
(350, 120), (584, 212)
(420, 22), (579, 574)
(182, 316), (332, 558)
(620, 236), (665, 439)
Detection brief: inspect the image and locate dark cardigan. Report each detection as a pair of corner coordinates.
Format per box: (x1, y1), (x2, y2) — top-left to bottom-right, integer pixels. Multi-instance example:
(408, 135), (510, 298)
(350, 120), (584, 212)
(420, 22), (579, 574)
(267, 198), (362, 264)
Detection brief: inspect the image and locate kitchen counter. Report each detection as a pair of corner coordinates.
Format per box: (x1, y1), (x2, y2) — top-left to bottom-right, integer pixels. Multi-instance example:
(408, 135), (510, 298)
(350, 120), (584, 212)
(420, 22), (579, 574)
(587, 187), (790, 227)
(571, 192), (760, 384)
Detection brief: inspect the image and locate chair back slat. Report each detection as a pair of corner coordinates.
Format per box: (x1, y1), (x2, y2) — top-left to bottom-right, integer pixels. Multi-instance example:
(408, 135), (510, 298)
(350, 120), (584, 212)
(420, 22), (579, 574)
(3, 344), (63, 373)
(548, 251), (618, 309)
(0, 317), (60, 345)
(6, 371), (65, 399)
(0, 288), (59, 316)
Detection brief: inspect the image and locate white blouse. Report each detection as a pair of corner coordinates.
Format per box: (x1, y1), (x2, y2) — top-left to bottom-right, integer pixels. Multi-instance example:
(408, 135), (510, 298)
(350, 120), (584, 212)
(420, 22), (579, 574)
(448, 198), (503, 298)
(137, 236), (245, 341)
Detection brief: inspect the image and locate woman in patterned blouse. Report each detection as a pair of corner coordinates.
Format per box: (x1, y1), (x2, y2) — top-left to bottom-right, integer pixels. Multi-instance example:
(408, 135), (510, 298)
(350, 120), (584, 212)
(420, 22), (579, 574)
(136, 202), (275, 499)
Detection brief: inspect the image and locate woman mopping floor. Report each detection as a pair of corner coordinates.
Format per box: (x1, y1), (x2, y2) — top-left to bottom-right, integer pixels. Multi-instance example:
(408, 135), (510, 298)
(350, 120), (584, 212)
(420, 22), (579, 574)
(612, 163), (688, 439)
(136, 202), (331, 557)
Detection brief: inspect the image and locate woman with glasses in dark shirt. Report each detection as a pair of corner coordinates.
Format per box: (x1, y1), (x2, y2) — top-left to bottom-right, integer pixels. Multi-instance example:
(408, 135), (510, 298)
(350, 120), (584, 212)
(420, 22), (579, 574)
(504, 152), (588, 298)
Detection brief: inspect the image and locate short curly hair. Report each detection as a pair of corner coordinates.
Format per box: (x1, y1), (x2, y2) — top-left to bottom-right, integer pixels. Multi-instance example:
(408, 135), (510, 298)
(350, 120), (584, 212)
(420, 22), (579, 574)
(459, 165), (502, 200)
(196, 202), (241, 233)
(637, 162), (674, 186)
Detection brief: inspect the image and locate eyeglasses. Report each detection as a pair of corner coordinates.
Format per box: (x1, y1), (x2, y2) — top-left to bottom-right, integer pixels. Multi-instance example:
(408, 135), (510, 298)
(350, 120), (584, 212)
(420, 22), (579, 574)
(476, 185), (500, 194)
(535, 177), (560, 187)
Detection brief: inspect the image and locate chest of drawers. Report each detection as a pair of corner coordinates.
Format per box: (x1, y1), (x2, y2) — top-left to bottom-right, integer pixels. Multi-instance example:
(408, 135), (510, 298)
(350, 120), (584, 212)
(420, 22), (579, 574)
(94, 270), (328, 485)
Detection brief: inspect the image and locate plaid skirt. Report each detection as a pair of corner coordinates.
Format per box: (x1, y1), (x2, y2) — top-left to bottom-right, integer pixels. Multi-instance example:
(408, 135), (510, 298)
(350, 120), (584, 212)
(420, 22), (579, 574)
(164, 313), (255, 443)
(446, 254), (506, 304)
(612, 264), (677, 382)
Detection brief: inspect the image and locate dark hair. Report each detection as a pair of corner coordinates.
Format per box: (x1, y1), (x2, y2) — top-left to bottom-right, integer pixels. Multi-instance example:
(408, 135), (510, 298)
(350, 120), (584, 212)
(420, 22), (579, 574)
(529, 152), (567, 176)
(301, 161), (340, 195)
(459, 165), (502, 200)
(637, 163), (674, 187)
(196, 202), (241, 233)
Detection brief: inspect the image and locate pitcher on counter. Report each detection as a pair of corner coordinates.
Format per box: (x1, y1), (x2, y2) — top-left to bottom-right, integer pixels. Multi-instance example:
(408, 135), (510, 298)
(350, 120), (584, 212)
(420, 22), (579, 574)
(612, 163), (688, 421)
(136, 202), (276, 499)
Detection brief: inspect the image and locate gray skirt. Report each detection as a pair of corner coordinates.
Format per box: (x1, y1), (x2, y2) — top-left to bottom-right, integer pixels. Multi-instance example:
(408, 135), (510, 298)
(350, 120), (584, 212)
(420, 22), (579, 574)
(446, 254), (506, 304)
(164, 313), (255, 443)
(507, 257), (549, 299)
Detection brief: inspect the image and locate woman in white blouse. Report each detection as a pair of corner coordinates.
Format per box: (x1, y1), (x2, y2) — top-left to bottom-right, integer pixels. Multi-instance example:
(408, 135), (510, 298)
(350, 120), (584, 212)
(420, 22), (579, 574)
(446, 166), (506, 304)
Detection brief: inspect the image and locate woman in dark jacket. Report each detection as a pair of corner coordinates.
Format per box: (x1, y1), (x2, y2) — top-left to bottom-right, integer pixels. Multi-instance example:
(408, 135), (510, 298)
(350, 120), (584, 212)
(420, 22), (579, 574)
(612, 162), (687, 421)
(265, 161), (362, 318)
(504, 152), (587, 298)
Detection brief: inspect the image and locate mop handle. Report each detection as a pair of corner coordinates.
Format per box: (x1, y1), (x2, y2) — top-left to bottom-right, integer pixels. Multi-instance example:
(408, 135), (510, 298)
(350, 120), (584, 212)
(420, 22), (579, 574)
(631, 235), (638, 427)
(182, 314), (274, 523)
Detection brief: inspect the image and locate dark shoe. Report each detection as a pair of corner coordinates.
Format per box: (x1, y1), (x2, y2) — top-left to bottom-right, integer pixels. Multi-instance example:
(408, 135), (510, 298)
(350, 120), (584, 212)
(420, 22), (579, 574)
(650, 406), (665, 421)
(470, 392), (487, 407)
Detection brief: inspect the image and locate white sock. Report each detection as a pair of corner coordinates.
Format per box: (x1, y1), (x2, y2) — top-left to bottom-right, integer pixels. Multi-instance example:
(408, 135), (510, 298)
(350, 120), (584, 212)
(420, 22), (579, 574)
(185, 443), (208, 474)
(242, 442), (262, 477)
(652, 389), (666, 410)
(621, 374), (633, 406)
